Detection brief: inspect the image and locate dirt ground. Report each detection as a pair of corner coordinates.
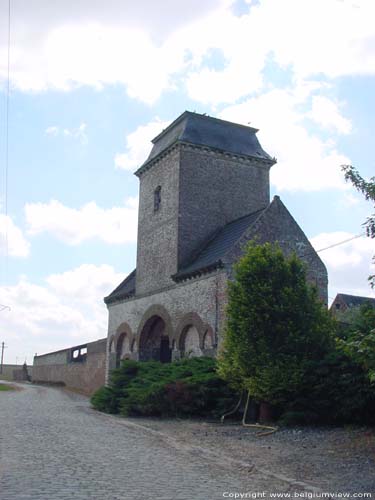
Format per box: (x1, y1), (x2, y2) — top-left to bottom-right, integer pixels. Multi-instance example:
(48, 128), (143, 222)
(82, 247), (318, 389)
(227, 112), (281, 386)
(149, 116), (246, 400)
(130, 417), (375, 493)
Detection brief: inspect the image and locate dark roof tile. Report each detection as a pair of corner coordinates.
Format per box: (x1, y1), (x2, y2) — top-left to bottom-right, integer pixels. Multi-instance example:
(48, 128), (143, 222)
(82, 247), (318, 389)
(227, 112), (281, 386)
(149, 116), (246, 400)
(136, 111), (274, 175)
(104, 269), (136, 304)
(335, 293), (375, 308)
(174, 209), (264, 280)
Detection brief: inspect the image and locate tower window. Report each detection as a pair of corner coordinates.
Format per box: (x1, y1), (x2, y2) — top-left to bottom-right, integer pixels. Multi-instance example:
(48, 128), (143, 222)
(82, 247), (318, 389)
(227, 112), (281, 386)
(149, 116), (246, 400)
(154, 186), (161, 212)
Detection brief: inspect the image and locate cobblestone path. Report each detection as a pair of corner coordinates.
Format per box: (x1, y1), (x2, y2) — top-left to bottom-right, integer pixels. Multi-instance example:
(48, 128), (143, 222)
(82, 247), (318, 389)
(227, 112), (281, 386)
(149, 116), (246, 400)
(0, 384), (312, 500)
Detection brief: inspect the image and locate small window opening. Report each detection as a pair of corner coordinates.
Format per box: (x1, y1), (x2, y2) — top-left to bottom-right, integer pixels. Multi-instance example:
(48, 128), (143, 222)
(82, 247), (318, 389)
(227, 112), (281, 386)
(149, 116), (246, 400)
(335, 303), (341, 310)
(70, 344), (87, 362)
(154, 186), (161, 212)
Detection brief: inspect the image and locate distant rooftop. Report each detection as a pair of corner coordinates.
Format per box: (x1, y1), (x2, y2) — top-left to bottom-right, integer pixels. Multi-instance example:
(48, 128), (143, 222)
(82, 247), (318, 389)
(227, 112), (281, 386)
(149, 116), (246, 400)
(332, 293), (375, 309)
(135, 111), (274, 175)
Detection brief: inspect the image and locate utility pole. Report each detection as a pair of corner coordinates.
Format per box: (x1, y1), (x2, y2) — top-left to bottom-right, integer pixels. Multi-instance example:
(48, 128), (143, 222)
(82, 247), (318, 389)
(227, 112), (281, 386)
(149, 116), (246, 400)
(0, 341), (6, 374)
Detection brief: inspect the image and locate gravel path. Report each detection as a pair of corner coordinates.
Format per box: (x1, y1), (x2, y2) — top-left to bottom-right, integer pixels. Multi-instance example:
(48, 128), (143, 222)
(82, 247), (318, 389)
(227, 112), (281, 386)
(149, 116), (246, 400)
(0, 383), (324, 500)
(133, 418), (375, 494)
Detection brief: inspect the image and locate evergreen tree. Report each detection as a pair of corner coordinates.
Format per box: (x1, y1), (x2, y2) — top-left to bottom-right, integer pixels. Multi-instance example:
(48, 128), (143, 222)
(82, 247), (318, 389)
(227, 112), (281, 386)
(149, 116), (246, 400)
(218, 242), (333, 407)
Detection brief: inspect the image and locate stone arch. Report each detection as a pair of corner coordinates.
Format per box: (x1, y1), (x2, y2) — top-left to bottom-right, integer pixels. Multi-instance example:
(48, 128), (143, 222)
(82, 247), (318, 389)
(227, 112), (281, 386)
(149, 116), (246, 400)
(180, 325), (201, 358)
(130, 338), (137, 353)
(115, 322), (134, 367)
(108, 335), (116, 353)
(175, 312), (214, 358)
(137, 305), (173, 340)
(137, 305), (173, 363)
(202, 327), (215, 350)
(175, 312), (207, 350)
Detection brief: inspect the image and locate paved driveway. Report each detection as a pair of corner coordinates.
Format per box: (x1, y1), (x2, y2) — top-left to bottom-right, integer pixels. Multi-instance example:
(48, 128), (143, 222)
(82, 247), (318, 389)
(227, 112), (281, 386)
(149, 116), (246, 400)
(0, 383), (309, 500)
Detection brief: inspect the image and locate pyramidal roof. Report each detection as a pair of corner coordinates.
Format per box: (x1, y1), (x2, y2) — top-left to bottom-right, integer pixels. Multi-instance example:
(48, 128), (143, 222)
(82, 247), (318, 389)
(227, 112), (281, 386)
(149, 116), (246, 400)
(135, 111), (275, 175)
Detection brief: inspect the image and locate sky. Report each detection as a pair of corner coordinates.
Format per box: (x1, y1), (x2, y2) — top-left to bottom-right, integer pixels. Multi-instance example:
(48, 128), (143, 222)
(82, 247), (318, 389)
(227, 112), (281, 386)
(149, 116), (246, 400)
(0, 0), (374, 364)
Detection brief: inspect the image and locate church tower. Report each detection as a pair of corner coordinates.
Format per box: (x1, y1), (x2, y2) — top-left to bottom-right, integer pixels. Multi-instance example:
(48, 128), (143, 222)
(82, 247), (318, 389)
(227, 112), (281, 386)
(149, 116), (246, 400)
(134, 111), (276, 296)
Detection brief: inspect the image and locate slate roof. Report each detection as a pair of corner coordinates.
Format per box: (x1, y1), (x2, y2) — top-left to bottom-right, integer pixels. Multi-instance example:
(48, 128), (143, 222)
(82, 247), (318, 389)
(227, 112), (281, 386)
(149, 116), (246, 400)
(104, 208), (266, 302)
(173, 208), (265, 281)
(104, 269), (136, 305)
(135, 111), (274, 175)
(334, 293), (375, 308)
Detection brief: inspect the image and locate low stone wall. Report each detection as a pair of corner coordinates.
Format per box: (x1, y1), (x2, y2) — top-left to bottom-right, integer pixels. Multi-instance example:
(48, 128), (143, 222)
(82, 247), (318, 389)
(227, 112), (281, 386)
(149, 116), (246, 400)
(0, 364), (33, 381)
(32, 339), (106, 395)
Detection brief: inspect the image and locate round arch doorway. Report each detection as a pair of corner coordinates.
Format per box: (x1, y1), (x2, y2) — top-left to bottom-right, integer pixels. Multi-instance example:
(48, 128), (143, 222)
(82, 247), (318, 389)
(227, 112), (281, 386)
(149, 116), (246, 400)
(138, 315), (172, 363)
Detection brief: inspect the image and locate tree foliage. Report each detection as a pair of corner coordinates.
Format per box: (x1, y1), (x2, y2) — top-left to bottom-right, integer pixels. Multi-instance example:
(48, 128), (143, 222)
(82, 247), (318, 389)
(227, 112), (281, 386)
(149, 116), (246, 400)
(218, 242), (333, 407)
(336, 302), (375, 383)
(342, 164), (375, 287)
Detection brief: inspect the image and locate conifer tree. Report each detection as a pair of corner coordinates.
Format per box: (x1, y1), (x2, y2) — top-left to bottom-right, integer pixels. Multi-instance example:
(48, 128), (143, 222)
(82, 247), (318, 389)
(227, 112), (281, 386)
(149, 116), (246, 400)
(218, 242), (333, 407)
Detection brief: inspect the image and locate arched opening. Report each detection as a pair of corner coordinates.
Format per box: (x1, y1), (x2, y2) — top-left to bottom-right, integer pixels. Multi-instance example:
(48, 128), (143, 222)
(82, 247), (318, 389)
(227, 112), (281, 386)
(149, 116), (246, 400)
(203, 329), (214, 350)
(109, 338), (115, 353)
(180, 324), (202, 358)
(116, 332), (131, 368)
(139, 315), (171, 363)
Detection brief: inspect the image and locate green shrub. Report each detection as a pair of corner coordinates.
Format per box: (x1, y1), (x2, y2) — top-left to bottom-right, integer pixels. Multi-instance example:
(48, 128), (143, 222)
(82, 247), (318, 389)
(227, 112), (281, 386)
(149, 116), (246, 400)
(91, 357), (239, 418)
(280, 349), (375, 425)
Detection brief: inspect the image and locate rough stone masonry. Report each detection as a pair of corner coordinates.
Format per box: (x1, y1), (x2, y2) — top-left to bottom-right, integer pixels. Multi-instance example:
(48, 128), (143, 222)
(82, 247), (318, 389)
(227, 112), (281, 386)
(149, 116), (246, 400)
(104, 111), (327, 379)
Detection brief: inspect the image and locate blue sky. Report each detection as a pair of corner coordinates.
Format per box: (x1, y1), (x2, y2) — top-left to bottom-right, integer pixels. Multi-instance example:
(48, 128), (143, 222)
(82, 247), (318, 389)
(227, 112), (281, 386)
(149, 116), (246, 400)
(0, 0), (374, 364)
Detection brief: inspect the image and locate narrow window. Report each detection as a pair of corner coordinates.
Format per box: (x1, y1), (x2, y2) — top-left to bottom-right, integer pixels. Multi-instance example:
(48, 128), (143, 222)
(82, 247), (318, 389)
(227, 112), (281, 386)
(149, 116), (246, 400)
(154, 186), (161, 212)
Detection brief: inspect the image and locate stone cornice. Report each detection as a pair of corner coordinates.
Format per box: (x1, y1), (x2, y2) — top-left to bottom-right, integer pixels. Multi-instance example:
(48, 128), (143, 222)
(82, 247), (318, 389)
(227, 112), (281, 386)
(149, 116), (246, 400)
(134, 140), (276, 178)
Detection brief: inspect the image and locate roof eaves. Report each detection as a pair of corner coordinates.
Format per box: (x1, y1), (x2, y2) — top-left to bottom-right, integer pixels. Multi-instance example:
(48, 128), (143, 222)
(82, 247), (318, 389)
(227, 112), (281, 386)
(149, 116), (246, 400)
(172, 260), (224, 282)
(135, 140), (275, 178)
(104, 290), (135, 305)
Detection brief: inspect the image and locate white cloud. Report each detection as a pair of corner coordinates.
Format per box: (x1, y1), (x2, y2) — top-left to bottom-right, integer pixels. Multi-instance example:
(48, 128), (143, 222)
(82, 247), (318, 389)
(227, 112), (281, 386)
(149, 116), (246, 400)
(45, 122), (88, 144)
(25, 197), (138, 245)
(182, 0), (375, 105)
(0, 264), (125, 363)
(220, 88), (351, 192)
(1, 0), (375, 104)
(115, 118), (170, 171)
(0, 215), (30, 257)
(308, 96), (352, 134)
(311, 231), (375, 301)
(45, 125), (59, 136)
(63, 123), (88, 144)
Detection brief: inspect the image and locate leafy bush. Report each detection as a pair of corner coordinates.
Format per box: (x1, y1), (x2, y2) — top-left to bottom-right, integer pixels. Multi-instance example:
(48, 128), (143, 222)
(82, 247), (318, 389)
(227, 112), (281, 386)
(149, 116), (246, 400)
(91, 357), (239, 418)
(279, 349), (375, 425)
(336, 302), (375, 383)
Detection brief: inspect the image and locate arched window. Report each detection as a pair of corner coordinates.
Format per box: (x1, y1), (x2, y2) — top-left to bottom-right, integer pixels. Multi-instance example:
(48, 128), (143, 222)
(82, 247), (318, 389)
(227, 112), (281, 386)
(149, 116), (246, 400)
(154, 186), (161, 212)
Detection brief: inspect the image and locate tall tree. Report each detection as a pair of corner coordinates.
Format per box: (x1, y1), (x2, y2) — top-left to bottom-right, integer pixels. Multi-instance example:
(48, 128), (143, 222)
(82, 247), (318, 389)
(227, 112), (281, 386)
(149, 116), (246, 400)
(218, 242), (333, 407)
(342, 165), (375, 288)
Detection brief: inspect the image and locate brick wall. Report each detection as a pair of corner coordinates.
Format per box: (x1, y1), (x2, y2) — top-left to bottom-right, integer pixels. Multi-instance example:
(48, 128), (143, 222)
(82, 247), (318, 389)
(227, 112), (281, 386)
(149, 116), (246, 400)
(32, 339), (106, 395)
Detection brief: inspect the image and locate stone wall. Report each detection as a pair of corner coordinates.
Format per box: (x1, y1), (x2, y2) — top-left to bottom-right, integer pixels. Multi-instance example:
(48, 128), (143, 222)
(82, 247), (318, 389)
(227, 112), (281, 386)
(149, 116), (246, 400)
(106, 270), (227, 379)
(136, 147), (180, 295)
(135, 143), (272, 295)
(32, 339), (106, 395)
(225, 196), (328, 304)
(178, 145), (271, 267)
(0, 364), (33, 381)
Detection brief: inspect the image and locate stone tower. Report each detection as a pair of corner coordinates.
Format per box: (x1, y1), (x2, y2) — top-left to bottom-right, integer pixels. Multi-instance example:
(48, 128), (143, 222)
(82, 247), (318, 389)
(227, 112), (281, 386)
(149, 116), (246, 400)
(105, 111), (327, 372)
(134, 111), (275, 295)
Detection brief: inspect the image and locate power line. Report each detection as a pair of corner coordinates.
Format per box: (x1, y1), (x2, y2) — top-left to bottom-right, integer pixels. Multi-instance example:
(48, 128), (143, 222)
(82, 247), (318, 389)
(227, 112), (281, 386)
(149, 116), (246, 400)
(314, 233), (365, 255)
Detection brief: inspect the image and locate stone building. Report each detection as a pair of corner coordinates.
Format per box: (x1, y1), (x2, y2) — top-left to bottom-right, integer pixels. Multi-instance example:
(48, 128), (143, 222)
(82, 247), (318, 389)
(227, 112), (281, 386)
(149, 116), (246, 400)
(330, 293), (375, 315)
(104, 111), (327, 376)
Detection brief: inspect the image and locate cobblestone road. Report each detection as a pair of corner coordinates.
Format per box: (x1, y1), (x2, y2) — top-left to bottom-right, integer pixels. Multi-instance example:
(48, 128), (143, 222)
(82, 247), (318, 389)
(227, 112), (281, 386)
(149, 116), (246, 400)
(0, 383), (314, 500)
